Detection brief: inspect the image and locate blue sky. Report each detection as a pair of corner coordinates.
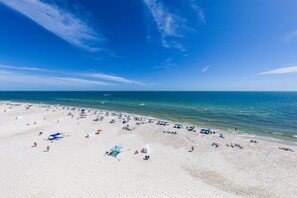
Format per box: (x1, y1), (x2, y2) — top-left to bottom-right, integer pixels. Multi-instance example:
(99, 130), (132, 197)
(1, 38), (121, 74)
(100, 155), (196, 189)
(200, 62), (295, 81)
(0, 0), (297, 91)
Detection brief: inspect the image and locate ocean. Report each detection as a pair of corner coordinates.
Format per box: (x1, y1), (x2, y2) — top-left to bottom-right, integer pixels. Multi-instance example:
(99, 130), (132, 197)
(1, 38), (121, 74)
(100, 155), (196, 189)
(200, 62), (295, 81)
(0, 91), (296, 142)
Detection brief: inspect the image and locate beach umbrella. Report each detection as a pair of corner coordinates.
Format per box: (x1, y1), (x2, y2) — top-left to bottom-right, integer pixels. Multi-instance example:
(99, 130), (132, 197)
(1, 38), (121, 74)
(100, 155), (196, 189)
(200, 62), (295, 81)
(96, 129), (102, 134)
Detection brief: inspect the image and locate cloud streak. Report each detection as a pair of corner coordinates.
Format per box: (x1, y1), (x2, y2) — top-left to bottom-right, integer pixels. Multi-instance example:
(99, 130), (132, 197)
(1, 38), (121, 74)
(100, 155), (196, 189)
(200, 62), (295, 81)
(0, 0), (103, 51)
(0, 64), (145, 86)
(258, 66), (297, 75)
(87, 73), (146, 85)
(0, 70), (111, 90)
(143, 0), (180, 37)
(190, 0), (205, 23)
(143, 0), (185, 50)
(0, 64), (53, 73)
(202, 66), (209, 72)
(143, 0), (205, 51)
(282, 30), (297, 43)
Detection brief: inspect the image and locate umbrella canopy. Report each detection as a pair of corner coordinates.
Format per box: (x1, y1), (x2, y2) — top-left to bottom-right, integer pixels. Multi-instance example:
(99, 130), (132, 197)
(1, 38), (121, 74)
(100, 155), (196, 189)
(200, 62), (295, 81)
(96, 129), (102, 134)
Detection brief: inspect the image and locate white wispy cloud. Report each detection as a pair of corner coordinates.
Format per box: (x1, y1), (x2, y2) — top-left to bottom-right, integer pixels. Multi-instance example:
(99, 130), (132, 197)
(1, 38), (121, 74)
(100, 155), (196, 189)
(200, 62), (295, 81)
(143, 0), (205, 50)
(153, 63), (177, 70)
(153, 56), (179, 70)
(258, 66), (297, 75)
(0, 0), (103, 52)
(87, 73), (146, 85)
(0, 64), (53, 73)
(0, 64), (145, 86)
(0, 70), (111, 88)
(282, 30), (297, 43)
(143, 0), (179, 37)
(51, 77), (111, 86)
(143, 0), (185, 50)
(202, 66), (209, 72)
(190, 0), (205, 23)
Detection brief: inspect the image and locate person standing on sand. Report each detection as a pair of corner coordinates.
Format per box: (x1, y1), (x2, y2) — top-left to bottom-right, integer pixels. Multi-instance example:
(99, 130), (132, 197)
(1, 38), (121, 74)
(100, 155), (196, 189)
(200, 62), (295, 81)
(46, 145), (50, 152)
(189, 145), (194, 152)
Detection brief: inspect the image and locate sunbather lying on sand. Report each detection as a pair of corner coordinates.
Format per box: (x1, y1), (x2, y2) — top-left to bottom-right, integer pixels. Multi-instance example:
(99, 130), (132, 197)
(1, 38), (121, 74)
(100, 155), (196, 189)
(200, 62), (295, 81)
(211, 143), (219, 147)
(279, 147), (294, 152)
(226, 143), (243, 149)
(188, 145), (195, 152)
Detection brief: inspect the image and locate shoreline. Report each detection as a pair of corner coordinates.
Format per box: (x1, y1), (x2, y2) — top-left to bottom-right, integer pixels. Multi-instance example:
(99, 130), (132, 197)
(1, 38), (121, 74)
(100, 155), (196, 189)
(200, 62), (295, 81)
(1, 100), (296, 146)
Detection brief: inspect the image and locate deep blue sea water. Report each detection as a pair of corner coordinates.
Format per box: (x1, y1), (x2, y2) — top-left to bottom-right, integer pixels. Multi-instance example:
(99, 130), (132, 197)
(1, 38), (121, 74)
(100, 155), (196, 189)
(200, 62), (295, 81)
(0, 91), (296, 142)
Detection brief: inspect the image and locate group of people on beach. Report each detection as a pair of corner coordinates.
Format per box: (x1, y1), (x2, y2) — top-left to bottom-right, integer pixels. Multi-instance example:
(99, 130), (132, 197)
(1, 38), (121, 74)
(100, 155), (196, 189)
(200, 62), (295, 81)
(26, 104), (295, 157)
(32, 142), (50, 152)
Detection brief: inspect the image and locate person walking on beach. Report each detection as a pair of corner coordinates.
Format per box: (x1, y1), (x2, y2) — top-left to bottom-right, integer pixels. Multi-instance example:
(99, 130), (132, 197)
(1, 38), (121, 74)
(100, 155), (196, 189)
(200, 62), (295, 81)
(46, 145), (50, 152)
(33, 142), (37, 147)
(189, 145), (194, 152)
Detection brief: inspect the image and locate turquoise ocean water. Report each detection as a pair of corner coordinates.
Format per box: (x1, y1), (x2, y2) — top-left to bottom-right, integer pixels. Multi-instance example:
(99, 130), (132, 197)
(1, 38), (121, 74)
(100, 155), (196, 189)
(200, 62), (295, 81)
(0, 91), (296, 142)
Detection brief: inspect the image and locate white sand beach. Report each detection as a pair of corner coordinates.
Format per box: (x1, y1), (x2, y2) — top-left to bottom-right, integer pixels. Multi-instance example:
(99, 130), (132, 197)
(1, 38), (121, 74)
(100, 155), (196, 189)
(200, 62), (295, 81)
(0, 102), (296, 198)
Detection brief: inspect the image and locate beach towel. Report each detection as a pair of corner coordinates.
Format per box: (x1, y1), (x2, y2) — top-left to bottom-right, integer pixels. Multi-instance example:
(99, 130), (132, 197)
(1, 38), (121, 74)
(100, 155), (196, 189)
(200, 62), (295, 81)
(48, 133), (64, 140)
(110, 145), (123, 157)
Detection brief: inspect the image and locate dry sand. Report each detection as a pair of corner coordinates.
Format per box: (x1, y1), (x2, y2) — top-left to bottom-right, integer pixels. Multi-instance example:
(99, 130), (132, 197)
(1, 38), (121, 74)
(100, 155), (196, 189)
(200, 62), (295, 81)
(0, 102), (296, 198)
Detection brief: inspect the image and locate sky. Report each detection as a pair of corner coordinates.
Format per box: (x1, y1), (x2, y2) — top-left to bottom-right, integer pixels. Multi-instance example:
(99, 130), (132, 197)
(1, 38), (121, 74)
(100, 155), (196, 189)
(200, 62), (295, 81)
(0, 0), (297, 91)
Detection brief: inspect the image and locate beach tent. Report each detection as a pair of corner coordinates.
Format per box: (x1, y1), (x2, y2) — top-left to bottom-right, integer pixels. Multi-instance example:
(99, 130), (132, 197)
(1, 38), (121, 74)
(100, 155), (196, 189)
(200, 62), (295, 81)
(186, 126), (196, 131)
(158, 121), (168, 126)
(48, 132), (64, 141)
(110, 145), (123, 157)
(174, 124), (183, 129)
(200, 128), (212, 134)
(148, 119), (154, 123)
(141, 144), (150, 153)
